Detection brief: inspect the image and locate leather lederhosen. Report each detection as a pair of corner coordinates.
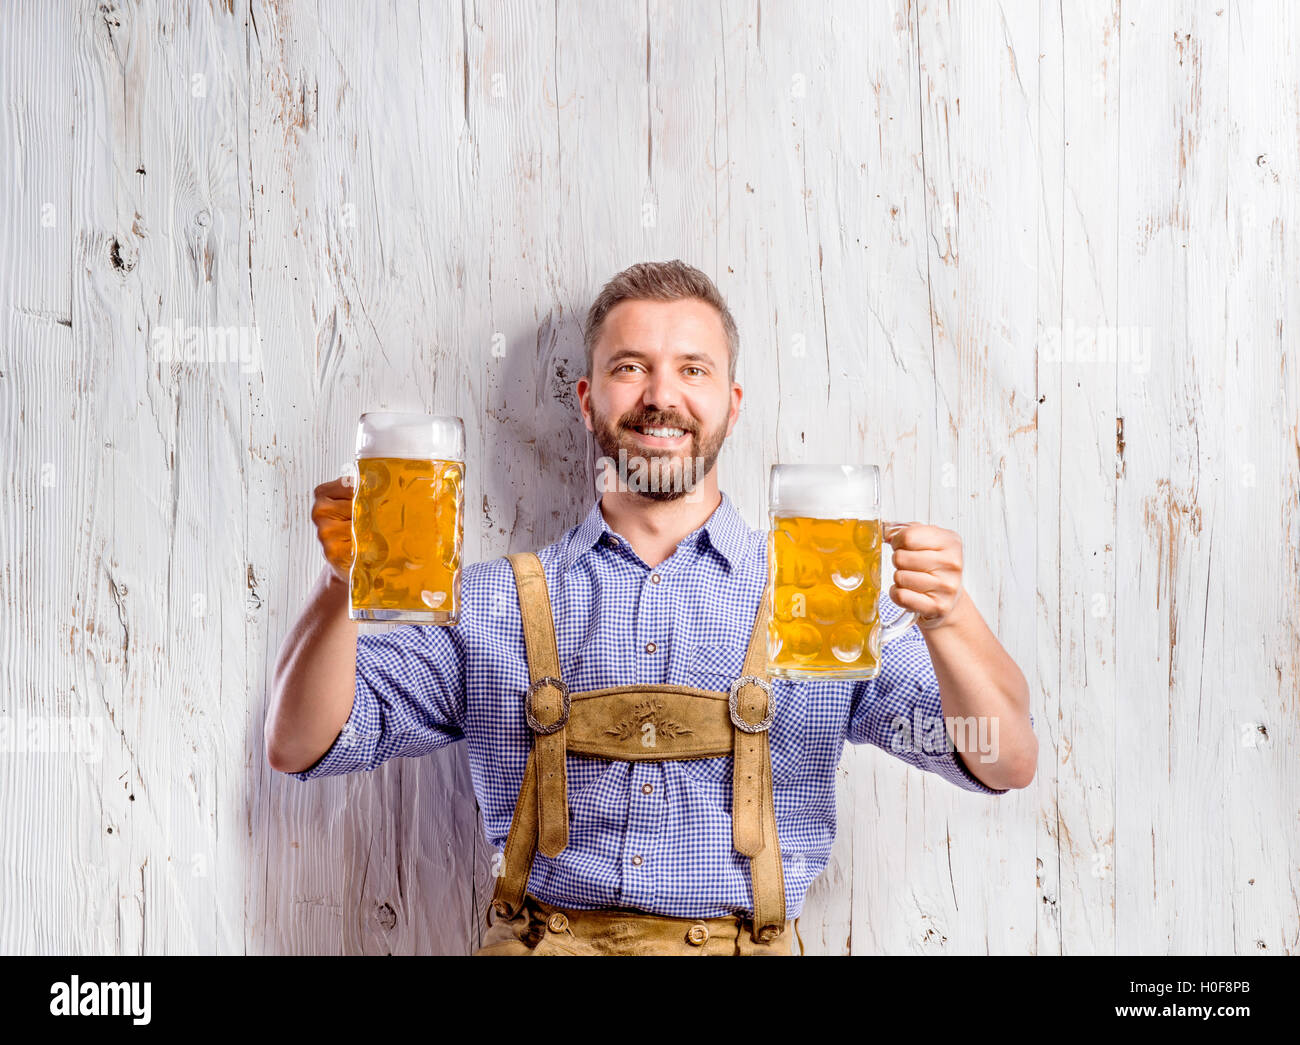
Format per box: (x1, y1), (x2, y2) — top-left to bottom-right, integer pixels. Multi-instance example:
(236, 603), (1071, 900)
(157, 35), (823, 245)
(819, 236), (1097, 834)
(487, 551), (787, 947)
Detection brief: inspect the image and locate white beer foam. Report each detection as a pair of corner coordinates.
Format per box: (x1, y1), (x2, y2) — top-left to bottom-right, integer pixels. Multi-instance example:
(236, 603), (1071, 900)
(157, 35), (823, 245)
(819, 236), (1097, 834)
(356, 412), (464, 460)
(770, 464), (878, 518)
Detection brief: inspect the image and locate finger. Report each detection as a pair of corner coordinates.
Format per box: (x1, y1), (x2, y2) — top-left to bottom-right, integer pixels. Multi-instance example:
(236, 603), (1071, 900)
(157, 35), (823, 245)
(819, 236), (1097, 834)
(319, 532), (353, 566)
(316, 520), (353, 542)
(890, 548), (936, 571)
(882, 520), (932, 545)
(312, 503), (352, 526)
(887, 524), (950, 551)
(890, 548), (963, 575)
(312, 486), (355, 521)
(314, 476), (355, 501)
(312, 498), (353, 522)
(891, 569), (949, 596)
(881, 520), (909, 545)
(888, 584), (939, 616)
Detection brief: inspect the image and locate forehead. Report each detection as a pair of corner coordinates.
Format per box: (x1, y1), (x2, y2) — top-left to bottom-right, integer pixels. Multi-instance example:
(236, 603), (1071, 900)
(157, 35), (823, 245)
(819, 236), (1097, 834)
(594, 298), (728, 367)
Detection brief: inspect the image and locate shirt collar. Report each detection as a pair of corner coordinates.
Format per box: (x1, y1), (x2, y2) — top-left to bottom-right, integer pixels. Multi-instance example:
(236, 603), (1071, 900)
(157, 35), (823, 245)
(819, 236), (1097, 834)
(563, 490), (750, 574)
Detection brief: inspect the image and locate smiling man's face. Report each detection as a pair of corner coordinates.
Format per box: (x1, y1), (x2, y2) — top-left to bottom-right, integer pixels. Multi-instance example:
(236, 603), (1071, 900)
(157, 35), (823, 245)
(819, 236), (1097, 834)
(577, 297), (742, 502)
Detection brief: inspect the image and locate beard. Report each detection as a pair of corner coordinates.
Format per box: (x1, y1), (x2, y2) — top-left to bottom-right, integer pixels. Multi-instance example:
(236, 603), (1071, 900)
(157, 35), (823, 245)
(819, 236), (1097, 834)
(589, 402), (727, 502)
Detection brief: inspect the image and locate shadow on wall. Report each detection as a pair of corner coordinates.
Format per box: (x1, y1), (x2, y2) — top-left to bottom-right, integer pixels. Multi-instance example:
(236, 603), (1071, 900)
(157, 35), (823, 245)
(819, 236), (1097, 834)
(478, 314), (596, 552)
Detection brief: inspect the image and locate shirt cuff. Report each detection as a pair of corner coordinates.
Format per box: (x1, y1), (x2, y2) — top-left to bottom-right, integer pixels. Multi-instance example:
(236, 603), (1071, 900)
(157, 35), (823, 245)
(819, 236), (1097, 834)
(927, 744), (1011, 795)
(286, 673), (381, 781)
(915, 708), (1036, 795)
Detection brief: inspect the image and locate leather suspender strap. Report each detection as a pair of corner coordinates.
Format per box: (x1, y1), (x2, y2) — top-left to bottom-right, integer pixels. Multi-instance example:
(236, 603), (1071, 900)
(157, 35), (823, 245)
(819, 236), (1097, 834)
(489, 551), (786, 943)
(731, 581), (773, 857)
(731, 579), (786, 942)
(489, 744), (540, 923)
(506, 552), (569, 859)
(490, 551), (567, 923)
(750, 741), (786, 942)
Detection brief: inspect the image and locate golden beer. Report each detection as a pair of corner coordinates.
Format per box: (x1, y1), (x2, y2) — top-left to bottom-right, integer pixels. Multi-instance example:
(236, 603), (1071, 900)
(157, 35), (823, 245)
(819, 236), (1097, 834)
(350, 414), (465, 625)
(766, 465), (916, 680)
(768, 515), (884, 675)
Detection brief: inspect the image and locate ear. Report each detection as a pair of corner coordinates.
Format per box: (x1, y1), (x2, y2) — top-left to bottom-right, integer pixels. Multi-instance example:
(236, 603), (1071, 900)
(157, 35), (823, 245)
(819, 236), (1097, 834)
(576, 376), (593, 431)
(724, 382), (742, 437)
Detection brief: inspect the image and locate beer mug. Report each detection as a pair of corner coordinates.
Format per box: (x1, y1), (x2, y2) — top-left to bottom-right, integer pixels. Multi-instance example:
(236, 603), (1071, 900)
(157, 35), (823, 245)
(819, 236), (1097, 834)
(349, 412), (465, 625)
(766, 464), (918, 679)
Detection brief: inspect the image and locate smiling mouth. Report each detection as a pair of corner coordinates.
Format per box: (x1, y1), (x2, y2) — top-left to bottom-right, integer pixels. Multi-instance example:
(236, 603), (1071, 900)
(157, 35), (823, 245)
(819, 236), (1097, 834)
(631, 424), (687, 436)
(627, 424), (691, 446)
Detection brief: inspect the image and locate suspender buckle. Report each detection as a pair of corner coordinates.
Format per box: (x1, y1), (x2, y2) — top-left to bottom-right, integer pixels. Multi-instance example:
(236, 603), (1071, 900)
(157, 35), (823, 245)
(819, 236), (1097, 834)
(524, 675), (571, 734)
(728, 675), (774, 733)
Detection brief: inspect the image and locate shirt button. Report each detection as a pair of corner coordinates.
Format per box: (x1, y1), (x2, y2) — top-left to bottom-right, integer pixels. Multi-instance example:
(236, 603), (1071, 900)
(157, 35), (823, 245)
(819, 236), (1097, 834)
(631, 855), (643, 866)
(547, 912), (569, 933)
(650, 573), (661, 584)
(686, 923), (709, 946)
(644, 642), (656, 653)
(641, 783), (653, 794)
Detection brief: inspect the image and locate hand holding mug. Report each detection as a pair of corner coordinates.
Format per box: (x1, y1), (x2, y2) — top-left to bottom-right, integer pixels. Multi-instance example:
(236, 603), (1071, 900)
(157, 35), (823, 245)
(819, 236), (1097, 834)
(311, 474), (355, 585)
(882, 520), (965, 629)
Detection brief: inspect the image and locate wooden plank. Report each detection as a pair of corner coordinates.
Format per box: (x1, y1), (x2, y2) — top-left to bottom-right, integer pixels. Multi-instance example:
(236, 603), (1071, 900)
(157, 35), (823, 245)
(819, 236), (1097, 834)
(845, 0), (1041, 956)
(1221, 0), (1300, 954)
(66, 0), (259, 954)
(1117, 0), (1230, 954)
(0, 0), (76, 954)
(1036, 0), (1122, 955)
(245, 0), (350, 955)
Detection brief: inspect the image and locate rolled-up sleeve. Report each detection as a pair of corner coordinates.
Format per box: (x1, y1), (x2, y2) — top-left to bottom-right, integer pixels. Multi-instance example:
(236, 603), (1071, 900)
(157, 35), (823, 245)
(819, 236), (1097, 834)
(847, 596), (1034, 796)
(289, 621), (467, 781)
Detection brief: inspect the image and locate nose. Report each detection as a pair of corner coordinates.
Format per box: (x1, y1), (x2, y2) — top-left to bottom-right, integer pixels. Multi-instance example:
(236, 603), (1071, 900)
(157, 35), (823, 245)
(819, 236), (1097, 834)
(640, 368), (685, 421)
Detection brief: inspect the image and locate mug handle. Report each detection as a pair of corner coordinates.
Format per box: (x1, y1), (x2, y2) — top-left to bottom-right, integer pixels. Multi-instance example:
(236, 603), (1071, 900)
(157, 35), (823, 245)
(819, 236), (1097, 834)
(878, 522), (918, 645)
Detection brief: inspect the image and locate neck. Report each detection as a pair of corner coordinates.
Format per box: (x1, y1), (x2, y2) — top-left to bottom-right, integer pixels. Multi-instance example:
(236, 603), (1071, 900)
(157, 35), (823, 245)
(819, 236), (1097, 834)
(597, 482), (723, 569)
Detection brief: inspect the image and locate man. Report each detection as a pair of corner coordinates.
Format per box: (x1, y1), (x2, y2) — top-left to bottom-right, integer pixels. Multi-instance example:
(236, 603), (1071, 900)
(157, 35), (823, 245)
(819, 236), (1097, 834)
(265, 259), (1037, 956)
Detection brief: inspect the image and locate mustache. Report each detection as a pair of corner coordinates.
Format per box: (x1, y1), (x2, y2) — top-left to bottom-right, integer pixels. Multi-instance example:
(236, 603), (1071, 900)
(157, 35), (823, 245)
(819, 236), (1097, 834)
(621, 416), (695, 433)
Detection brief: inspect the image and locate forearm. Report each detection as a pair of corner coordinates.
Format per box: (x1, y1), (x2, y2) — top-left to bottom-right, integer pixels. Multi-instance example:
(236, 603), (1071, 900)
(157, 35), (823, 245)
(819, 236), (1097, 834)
(265, 566), (360, 773)
(918, 589), (1037, 790)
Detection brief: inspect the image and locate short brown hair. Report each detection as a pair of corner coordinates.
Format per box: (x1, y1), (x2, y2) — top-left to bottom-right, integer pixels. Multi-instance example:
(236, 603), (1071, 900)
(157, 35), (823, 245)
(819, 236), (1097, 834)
(583, 260), (739, 383)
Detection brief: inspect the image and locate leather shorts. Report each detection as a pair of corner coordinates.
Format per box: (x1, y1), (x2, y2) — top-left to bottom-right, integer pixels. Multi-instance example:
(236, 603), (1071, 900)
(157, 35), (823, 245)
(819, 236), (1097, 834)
(474, 892), (801, 956)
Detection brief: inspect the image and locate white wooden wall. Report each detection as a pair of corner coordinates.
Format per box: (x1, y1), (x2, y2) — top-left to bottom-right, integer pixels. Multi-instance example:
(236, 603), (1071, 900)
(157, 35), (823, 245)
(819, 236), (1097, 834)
(2, 0), (1296, 955)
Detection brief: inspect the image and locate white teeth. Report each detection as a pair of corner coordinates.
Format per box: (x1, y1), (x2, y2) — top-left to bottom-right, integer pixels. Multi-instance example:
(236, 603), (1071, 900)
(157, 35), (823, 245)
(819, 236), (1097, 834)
(637, 426), (685, 438)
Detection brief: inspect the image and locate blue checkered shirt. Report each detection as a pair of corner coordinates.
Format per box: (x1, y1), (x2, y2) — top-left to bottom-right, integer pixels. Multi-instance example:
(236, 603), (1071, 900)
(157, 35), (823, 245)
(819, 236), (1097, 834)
(289, 491), (1024, 919)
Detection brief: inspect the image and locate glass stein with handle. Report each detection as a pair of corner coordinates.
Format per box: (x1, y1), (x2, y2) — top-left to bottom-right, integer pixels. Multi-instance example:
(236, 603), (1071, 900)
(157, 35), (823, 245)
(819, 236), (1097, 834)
(766, 463), (918, 679)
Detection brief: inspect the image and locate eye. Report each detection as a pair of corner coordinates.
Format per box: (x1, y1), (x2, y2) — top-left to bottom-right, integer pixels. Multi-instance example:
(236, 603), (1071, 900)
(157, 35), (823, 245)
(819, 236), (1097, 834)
(684, 365), (706, 376)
